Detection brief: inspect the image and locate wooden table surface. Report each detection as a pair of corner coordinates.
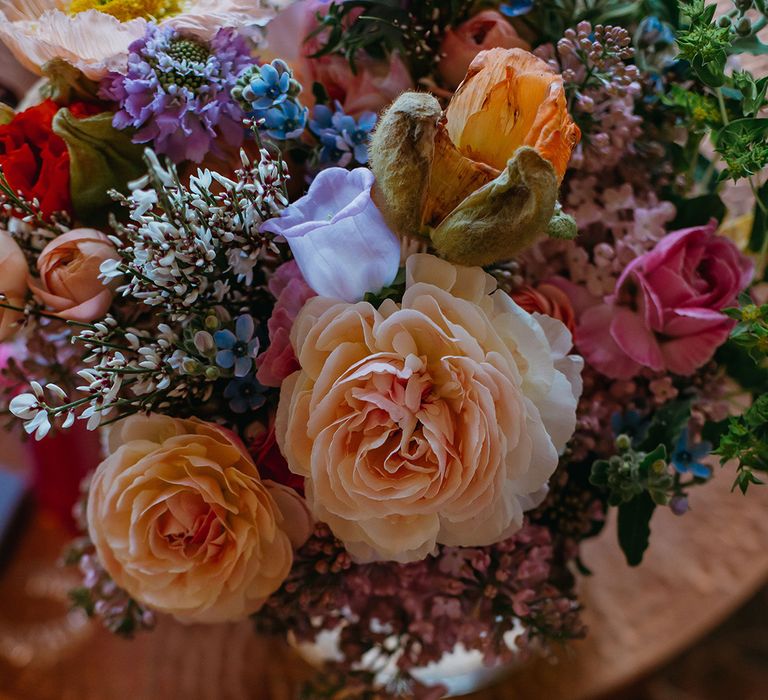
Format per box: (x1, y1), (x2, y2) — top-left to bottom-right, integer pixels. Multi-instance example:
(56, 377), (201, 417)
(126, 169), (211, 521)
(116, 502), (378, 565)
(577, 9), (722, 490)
(1, 435), (767, 700)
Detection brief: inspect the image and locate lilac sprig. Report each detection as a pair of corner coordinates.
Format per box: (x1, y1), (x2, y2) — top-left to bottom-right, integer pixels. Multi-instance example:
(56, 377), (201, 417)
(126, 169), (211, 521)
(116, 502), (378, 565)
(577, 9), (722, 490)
(100, 25), (255, 163)
(536, 22), (642, 172)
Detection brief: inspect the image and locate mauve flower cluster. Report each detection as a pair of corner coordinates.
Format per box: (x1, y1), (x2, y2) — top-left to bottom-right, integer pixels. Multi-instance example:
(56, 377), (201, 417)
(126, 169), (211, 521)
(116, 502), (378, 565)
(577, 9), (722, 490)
(256, 522), (585, 681)
(536, 22), (642, 173)
(523, 177), (676, 298)
(100, 25), (254, 163)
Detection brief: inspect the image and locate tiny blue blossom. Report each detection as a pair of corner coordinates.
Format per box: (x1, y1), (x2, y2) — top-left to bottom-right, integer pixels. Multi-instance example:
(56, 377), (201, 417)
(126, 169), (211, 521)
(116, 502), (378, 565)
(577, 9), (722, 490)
(214, 315), (260, 378)
(610, 410), (648, 442)
(224, 375), (267, 414)
(671, 429), (713, 478)
(500, 0), (534, 18)
(237, 60), (298, 111)
(310, 102), (377, 166)
(262, 100), (309, 140)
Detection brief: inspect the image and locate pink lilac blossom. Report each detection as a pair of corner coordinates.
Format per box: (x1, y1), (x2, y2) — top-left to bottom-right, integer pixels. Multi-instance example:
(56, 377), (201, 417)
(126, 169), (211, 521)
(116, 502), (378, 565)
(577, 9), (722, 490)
(535, 22), (642, 173)
(256, 521), (585, 684)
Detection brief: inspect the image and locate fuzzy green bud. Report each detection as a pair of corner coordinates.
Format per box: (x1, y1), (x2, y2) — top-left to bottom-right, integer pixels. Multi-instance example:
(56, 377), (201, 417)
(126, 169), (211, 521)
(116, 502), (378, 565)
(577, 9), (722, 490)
(430, 147), (558, 266)
(368, 92), (442, 237)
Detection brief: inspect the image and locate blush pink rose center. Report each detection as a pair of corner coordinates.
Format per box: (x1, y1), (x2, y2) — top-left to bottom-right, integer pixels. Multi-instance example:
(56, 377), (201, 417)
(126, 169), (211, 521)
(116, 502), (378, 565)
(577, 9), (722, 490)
(277, 254), (582, 563)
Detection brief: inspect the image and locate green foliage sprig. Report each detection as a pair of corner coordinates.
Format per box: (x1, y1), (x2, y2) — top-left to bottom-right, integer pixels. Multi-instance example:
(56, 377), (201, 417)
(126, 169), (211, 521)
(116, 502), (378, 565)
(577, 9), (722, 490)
(714, 394), (768, 493)
(306, 0), (475, 79)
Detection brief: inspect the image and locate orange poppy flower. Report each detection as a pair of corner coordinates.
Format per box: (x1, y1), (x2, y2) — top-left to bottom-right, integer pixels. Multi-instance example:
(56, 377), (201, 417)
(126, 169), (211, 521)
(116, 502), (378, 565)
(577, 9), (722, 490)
(445, 48), (580, 179)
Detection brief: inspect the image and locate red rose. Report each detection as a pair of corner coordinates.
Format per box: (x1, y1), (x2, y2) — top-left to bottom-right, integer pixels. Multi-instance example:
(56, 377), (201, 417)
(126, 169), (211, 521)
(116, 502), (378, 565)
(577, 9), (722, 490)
(0, 100), (100, 218)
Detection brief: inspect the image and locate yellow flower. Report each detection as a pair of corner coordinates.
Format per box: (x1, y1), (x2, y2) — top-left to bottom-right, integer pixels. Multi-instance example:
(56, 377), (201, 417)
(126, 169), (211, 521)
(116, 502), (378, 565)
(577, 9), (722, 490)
(68, 0), (180, 22)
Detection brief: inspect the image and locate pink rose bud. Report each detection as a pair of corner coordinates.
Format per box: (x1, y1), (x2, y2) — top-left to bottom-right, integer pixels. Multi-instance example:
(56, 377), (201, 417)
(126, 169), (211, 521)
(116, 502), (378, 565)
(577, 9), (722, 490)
(576, 221), (754, 378)
(28, 228), (119, 323)
(438, 10), (530, 90)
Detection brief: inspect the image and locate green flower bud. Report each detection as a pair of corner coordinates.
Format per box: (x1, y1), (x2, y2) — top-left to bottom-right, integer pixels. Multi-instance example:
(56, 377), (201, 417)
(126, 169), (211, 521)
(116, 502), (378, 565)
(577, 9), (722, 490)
(736, 17), (752, 36)
(615, 434), (632, 452)
(368, 92), (443, 237)
(52, 109), (145, 224)
(430, 147), (558, 266)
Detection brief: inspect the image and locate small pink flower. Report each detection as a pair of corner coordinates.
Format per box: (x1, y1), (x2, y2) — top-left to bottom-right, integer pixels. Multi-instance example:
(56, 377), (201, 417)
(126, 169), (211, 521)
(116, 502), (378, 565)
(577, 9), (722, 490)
(256, 261), (315, 388)
(575, 221), (754, 378)
(438, 10), (530, 90)
(265, 0), (413, 116)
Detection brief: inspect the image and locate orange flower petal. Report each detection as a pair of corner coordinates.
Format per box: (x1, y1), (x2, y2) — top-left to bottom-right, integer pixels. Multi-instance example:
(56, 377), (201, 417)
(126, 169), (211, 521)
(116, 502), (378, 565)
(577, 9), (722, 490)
(445, 48), (579, 180)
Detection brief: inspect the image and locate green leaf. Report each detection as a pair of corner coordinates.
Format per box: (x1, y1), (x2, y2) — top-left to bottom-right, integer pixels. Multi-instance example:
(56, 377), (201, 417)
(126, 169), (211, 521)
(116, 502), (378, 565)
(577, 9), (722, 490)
(52, 109), (146, 225)
(638, 444), (667, 479)
(638, 399), (693, 452)
(691, 53), (726, 88)
(731, 36), (768, 56)
(749, 179), (768, 256)
(618, 492), (656, 566)
(670, 193), (726, 228)
(715, 339), (768, 396)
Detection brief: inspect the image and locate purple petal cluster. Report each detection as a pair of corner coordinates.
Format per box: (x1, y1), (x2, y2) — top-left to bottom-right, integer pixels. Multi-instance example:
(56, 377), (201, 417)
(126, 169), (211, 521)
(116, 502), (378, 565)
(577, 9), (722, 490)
(256, 520), (586, 689)
(100, 25), (254, 163)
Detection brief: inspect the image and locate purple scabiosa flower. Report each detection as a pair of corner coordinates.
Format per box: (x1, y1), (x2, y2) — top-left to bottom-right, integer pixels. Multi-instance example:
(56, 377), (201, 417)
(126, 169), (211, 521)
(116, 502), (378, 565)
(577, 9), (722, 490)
(260, 167), (401, 302)
(100, 24), (254, 163)
(310, 102), (377, 167)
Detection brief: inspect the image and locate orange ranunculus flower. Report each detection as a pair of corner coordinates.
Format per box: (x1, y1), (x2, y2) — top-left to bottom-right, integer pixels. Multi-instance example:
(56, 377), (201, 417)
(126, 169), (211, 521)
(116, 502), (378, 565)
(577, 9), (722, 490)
(445, 48), (579, 178)
(511, 283), (576, 334)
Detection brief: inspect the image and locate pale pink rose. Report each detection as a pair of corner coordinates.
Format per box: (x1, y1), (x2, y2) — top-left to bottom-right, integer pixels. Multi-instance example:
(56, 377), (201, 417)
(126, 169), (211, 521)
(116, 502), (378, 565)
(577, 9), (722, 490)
(276, 254), (581, 564)
(87, 414), (312, 624)
(576, 222), (754, 378)
(256, 261), (316, 388)
(28, 228), (118, 323)
(438, 10), (530, 89)
(0, 230), (28, 341)
(264, 0), (413, 116)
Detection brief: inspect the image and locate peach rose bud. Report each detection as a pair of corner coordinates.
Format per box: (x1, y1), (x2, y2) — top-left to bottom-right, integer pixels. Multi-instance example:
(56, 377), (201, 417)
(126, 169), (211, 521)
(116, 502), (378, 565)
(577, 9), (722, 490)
(29, 228), (118, 322)
(0, 230), (29, 341)
(438, 10), (530, 90)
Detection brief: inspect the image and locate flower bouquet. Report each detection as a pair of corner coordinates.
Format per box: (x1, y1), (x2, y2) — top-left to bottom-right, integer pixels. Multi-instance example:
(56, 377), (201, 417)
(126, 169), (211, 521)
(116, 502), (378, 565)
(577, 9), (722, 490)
(1, 0), (767, 697)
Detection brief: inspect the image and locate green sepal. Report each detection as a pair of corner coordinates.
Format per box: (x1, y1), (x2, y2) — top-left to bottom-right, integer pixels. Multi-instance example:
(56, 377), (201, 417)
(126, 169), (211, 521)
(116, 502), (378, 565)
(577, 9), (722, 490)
(52, 108), (145, 224)
(617, 491), (656, 567)
(41, 58), (101, 104)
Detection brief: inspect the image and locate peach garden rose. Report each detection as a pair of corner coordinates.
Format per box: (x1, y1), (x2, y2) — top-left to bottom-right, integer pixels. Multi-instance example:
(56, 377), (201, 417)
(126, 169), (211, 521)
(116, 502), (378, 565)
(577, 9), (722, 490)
(0, 229), (28, 341)
(87, 414), (312, 624)
(276, 254), (582, 563)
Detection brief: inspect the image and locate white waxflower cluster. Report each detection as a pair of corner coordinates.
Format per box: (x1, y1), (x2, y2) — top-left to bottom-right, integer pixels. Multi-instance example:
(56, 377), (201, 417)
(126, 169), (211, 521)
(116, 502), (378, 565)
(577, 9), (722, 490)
(103, 148), (289, 319)
(10, 148), (291, 438)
